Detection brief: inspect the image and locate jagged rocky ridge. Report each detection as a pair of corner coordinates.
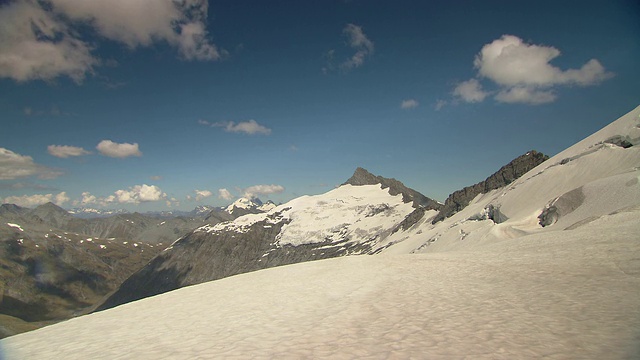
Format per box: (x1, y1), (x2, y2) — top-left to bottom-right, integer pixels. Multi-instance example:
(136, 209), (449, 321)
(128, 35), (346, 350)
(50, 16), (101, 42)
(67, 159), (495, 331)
(431, 150), (549, 224)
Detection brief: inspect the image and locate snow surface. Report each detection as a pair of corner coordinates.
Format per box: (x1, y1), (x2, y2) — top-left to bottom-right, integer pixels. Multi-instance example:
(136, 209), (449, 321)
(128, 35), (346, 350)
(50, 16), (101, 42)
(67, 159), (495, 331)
(224, 197), (260, 214)
(200, 184), (414, 248)
(6, 223), (23, 232)
(2, 210), (639, 359)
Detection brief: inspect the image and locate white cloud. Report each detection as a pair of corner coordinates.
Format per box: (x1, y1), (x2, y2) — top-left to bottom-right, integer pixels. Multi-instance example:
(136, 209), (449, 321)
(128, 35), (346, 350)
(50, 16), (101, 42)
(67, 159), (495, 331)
(80, 191), (99, 205)
(55, 191), (70, 206)
(243, 184), (285, 199)
(452, 35), (613, 105)
(3, 191), (69, 207)
(0, 0), (98, 83)
(0, 147), (62, 180)
(194, 189), (213, 201)
(452, 79), (489, 103)
(150, 175), (163, 181)
(96, 140), (142, 158)
(50, 0), (223, 61)
(474, 35), (612, 88)
(77, 191), (114, 207)
(0, 0), (222, 83)
(341, 24), (374, 70)
(214, 120), (272, 135)
(400, 99), (419, 109)
(218, 188), (233, 201)
(166, 197), (179, 208)
(48, 144), (91, 158)
(114, 184), (166, 204)
(434, 99), (447, 111)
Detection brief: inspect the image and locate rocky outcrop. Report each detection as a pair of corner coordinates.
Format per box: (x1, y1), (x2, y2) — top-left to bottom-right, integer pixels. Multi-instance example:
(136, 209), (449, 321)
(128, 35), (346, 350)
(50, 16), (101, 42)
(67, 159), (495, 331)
(344, 167), (441, 210)
(432, 151), (549, 224)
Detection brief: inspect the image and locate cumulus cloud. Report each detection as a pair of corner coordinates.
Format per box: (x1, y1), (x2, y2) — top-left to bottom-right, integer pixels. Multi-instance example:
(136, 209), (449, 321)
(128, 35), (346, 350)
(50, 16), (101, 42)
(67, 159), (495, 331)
(0, 0), (223, 83)
(453, 35), (613, 105)
(114, 184), (166, 204)
(452, 79), (489, 103)
(474, 35), (612, 88)
(243, 184), (284, 199)
(218, 188), (233, 201)
(47, 144), (91, 158)
(0, 0), (98, 83)
(341, 24), (374, 70)
(166, 197), (179, 208)
(0, 147), (62, 180)
(77, 187), (167, 207)
(96, 140), (142, 158)
(213, 120), (272, 135)
(55, 191), (70, 205)
(3, 191), (69, 207)
(400, 99), (419, 109)
(194, 189), (213, 201)
(80, 191), (99, 205)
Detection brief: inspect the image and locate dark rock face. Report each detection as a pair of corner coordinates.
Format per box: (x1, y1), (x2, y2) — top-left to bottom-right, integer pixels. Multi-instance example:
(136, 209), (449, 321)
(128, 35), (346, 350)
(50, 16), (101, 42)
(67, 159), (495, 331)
(432, 151), (549, 224)
(603, 135), (635, 148)
(344, 167), (441, 210)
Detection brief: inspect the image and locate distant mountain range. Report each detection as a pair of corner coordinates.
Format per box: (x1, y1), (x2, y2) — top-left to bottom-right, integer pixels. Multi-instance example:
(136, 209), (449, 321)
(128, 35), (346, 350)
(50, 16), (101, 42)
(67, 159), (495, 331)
(0, 200), (272, 337)
(67, 204), (222, 219)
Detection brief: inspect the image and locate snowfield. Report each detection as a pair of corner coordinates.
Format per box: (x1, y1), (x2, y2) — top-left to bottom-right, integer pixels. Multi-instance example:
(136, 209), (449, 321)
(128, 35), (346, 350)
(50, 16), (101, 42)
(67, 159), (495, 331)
(198, 184), (414, 248)
(2, 106), (640, 359)
(2, 209), (639, 359)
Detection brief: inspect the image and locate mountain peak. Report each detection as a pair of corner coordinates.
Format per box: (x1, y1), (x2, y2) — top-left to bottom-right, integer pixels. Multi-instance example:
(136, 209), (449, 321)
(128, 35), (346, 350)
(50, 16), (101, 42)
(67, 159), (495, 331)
(33, 202), (68, 214)
(344, 167), (441, 210)
(0, 203), (27, 214)
(343, 167), (380, 186)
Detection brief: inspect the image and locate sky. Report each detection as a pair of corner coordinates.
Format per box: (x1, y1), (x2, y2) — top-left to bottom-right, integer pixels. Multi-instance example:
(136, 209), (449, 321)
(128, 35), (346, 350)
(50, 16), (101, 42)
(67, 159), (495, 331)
(0, 0), (638, 211)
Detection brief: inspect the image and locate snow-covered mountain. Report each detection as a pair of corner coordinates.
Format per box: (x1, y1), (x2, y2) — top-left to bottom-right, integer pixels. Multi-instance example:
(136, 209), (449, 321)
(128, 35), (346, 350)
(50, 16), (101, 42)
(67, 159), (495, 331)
(3, 106), (639, 358)
(223, 197), (275, 216)
(189, 205), (218, 217)
(95, 170), (443, 310)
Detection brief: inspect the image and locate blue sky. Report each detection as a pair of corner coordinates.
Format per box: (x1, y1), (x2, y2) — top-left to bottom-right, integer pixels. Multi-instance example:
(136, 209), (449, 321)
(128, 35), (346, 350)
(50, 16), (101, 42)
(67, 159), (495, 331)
(1, 0), (638, 211)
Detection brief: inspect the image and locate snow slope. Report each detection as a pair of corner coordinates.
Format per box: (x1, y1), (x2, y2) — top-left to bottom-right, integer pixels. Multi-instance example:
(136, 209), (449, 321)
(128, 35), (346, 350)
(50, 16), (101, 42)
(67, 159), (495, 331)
(2, 209), (639, 359)
(379, 105), (640, 254)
